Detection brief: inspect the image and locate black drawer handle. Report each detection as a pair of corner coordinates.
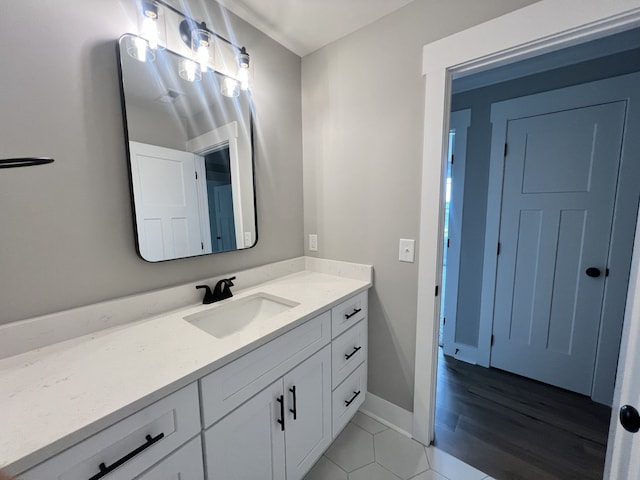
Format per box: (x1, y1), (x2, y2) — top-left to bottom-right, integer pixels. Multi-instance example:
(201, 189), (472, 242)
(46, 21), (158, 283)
(345, 308), (362, 320)
(88, 432), (164, 480)
(345, 390), (361, 407)
(277, 395), (285, 431)
(345, 346), (362, 360)
(289, 386), (297, 420)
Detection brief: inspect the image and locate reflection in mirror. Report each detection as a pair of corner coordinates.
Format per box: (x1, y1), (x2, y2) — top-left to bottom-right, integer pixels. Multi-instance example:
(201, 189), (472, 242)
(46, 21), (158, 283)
(118, 34), (256, 262)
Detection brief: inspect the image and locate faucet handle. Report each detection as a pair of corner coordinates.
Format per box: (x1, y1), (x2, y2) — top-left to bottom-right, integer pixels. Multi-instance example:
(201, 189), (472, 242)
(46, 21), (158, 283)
(196, 284), (214, 304)
(225, 276), (236, 286)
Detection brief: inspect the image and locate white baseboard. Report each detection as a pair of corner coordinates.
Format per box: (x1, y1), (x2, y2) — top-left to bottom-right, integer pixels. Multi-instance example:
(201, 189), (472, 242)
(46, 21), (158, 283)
(360, 391), (413, 438)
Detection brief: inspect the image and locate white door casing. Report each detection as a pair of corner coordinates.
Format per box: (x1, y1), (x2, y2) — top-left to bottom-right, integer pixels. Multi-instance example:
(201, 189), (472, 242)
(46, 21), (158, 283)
(186, 121), (246, 248)
(128, 141), (203, 262)
(413, 2), (640, 476)
(441, 109), (475, 363)
(490, 100), (626, 395)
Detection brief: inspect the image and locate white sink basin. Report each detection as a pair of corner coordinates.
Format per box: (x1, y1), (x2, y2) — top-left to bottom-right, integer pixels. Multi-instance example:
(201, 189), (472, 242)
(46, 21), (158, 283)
(184, 293), (299, 338)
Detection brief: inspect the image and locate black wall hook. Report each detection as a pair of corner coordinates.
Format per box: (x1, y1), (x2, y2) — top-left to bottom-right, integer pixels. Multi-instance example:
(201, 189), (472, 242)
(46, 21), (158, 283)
(0, 157), (55, 169)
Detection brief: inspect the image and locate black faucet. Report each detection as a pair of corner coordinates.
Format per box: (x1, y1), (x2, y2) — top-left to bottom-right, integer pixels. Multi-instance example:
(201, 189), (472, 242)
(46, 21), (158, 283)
(212, 276), (236, 302)
(196, 284), (215, 304)
(196, 277), (236, 304)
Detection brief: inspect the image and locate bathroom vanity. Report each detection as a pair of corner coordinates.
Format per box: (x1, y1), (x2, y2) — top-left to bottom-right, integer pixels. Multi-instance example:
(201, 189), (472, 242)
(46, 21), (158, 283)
(0, 258), (371, 480)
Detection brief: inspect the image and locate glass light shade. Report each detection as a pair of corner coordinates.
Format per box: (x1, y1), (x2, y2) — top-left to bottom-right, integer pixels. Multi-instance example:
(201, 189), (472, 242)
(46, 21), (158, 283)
(191, 29), (211, 73)
(140, 1), (166, 50)
(221, 77), (240, 98)
(237, 65), (249, 91)
(126, 35), (155, 62)
(179, 58), (201, 82)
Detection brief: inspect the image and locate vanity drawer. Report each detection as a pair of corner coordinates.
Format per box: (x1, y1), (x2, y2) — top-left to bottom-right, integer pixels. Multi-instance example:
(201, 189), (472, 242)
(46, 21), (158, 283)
(332, 362), (367, 438)
(21, 384), (200, 480)
(135, 436), (204, 480)
(331, 291), (367, 338)
(200, 311), (331, 427)
(331, 319), (367, 388)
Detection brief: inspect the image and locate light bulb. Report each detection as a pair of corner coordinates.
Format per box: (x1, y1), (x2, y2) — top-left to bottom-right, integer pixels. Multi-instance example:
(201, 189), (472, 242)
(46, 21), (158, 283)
(196, 44), (209, 72)
(237, 66), (249, 91)
(179, 58), (200, 82)
(134, 36), (147, 62)
(142, 16), (158, 50)
(221, 77), (240, 97)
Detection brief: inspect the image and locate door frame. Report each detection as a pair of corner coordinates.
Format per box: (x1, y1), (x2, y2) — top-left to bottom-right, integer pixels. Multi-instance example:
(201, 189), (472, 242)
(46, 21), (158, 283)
(441, 109), (475, 362)
(477, 75), (640, 404)
(412, 0), (640, 473)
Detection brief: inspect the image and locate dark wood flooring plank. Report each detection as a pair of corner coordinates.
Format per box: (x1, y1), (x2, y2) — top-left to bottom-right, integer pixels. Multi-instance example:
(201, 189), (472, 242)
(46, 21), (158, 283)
(434, 348), (610, 480)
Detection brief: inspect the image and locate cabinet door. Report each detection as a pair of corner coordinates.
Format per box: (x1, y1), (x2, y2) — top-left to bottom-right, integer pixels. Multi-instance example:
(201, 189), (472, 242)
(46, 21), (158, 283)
(284, 345), (332, 480)
(204, 380), (286, 480)
(135, 436), (204, 480)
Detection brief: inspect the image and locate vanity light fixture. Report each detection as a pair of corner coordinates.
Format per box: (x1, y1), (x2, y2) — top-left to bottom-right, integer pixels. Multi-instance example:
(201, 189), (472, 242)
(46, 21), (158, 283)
(180, 21), (212, 73)
(221, 48), (250, 97)
(237, 46), (250, 91)
(128, 0), (252, 91)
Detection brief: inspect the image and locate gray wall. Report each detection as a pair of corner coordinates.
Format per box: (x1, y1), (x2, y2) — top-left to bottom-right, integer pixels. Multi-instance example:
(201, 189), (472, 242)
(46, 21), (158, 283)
(0, 0), (303, 325)
(302, 0), (541, 412)
(451, 47), (640, 348)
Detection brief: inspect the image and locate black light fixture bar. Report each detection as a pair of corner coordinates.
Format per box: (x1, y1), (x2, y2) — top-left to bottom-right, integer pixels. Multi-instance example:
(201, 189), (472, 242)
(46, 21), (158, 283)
(0, 157), (55, 169)
(153, 0), (246, 54)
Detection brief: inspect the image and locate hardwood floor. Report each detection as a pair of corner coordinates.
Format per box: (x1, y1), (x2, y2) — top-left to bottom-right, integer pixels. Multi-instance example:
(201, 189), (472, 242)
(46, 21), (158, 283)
(434, 348), (611, 480)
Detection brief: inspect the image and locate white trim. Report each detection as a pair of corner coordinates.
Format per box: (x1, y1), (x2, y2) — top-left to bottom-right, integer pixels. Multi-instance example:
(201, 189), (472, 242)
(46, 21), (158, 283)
(360, 391), (413, 438)
(413, 0), (640, 464)
(442, 109), (477, 364)
(187, 121), (245, 249)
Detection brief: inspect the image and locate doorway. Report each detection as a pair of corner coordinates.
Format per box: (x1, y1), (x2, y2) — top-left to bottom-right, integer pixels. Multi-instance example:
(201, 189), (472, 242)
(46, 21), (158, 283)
(414, 7), (637, 476)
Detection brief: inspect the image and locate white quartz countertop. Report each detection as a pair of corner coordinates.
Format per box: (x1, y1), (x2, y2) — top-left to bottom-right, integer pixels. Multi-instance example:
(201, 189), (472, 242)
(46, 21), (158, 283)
(0, 268), (371, 474)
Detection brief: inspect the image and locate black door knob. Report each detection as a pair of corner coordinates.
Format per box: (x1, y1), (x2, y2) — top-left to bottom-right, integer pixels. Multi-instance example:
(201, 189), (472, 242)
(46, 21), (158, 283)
(585, 267), (602, 278)
(620, 405), (640, 433)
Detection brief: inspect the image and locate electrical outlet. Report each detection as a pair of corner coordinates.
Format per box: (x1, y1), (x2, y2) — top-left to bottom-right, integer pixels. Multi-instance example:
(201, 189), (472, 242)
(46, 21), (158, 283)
(309, 234), (318, 252)
(399, 239), (415, 263)
(244, 232), (252, 247)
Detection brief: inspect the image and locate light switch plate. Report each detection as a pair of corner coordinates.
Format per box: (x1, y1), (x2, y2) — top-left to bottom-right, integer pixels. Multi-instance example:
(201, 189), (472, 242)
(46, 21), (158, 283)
(309, 234), (318, 252)
(399, 239), (415, 263)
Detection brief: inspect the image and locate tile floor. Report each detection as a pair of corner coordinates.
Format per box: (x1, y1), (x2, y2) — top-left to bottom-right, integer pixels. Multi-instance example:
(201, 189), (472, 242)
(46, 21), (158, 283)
(305, 411), (495, 480)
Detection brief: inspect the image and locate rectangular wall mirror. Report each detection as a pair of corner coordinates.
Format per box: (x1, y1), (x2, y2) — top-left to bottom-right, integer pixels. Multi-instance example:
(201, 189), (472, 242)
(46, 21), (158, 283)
(117, 34), (256, 262)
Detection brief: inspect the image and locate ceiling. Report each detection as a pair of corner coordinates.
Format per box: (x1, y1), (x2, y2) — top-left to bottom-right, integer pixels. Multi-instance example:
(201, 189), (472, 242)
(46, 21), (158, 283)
(218, 0), (415, 56)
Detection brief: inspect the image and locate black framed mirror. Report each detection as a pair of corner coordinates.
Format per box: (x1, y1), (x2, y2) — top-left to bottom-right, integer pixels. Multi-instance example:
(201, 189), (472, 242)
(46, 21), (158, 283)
(117, 34), (256, 262)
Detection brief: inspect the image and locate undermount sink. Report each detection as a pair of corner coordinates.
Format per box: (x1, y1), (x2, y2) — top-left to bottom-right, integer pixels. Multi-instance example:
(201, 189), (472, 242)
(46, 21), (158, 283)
(184, 293), (299, 338)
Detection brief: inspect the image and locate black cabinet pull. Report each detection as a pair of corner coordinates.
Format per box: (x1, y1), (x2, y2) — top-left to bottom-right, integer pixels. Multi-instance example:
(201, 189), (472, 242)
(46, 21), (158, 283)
(87, 432), (164, 480)
(277, 395), (285, 431)
(289, 386), (297, 420)
(345, 346), (362, 360)
(345, 390), (361, 407)
(344, 308), (362, 320)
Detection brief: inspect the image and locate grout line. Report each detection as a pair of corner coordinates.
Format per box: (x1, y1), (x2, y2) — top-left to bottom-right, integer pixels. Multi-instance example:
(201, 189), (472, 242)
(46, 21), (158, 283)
(322, 454), (348, 474)
(375, 461), (403, 479)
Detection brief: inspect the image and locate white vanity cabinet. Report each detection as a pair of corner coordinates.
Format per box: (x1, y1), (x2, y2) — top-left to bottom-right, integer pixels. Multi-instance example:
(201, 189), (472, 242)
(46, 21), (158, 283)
(20, 384), (201, 480)
(204, 345), (331, 480)
(12, 288), (369, 480)
(330, 291), (368, 436)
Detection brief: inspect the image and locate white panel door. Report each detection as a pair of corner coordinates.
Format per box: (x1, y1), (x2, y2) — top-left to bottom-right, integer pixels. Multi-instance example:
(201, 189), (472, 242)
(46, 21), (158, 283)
(283, 345), (332, 480)
(204, 380), (286, 480)
(491, 101), (626, 395)
(129, 141), (203, 261)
